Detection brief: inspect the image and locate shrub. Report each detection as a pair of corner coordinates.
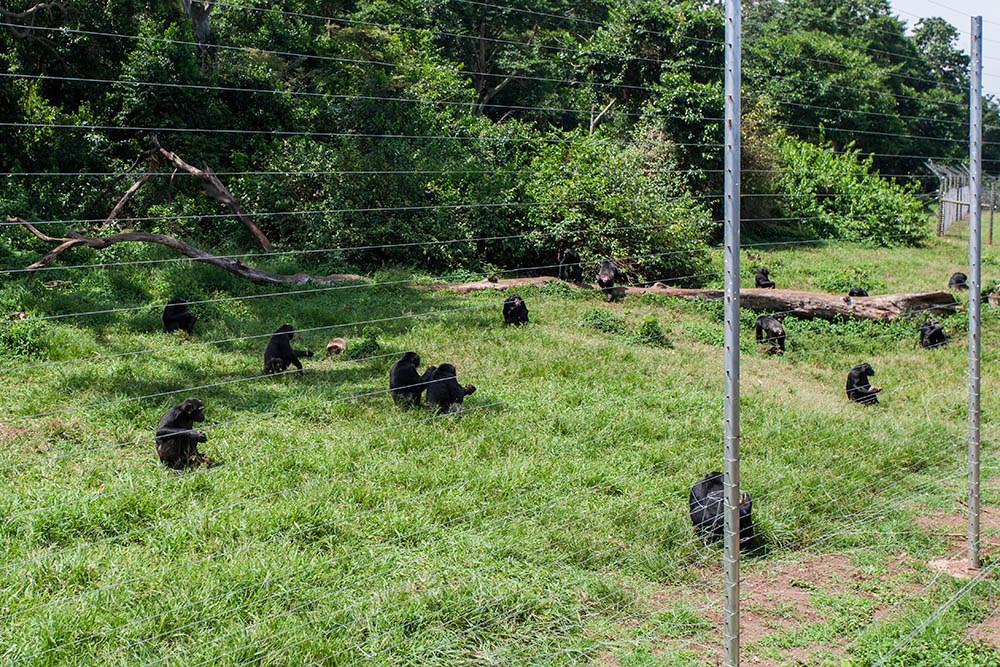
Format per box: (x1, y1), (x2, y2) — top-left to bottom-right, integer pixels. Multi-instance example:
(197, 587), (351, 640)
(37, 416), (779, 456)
(772, 135), (928, 246)
(630, 316), (672, 347)
(344, 326), (382, 361)
(526, 126), (713, 285)
(580, 308), (629, 335)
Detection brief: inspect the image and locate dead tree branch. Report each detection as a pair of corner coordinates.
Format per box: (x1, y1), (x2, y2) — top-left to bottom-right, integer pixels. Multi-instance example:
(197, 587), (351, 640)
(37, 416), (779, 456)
(152, 138), (272, 250)
(8, 217), (357, 285)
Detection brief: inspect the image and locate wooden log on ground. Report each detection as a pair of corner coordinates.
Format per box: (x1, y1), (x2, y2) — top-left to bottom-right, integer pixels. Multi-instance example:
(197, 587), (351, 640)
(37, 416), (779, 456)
(433, 276), (959, 321)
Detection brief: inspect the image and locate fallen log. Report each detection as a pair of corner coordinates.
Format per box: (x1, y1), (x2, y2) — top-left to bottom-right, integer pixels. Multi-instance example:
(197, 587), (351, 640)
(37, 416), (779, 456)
(433, 276), (960, 321)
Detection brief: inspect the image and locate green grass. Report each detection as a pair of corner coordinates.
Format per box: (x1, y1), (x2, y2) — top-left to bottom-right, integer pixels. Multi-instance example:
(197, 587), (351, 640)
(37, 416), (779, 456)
(1, 219), (1000, 665)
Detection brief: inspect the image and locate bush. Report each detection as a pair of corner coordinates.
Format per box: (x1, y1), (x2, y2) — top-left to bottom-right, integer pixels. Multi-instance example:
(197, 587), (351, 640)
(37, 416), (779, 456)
(580, 308), (629, 335)
(525, 126), (713, 285)
(630, 316), (672, 347)
(344, 326), (382, 361)
(772, 135), (928, 247)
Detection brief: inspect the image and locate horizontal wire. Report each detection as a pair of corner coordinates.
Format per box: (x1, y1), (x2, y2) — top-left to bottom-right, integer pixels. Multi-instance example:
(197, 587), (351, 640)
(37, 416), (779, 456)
(0, 225), (925, 324)
(1, 193), (721, 227)
(0, 217), (928, 277)
(0, 244), (718, 373)
(208, 0), (982, 113)
(871, 558), (1000, 667)
(0, 13), (988, 122)
(2, 187), (956, 229)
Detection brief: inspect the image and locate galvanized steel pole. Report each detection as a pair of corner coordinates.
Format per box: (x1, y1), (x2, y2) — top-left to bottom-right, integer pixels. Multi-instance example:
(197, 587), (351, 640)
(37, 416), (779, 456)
(968, 16), (983, 571)
(723, 0), (741, 664)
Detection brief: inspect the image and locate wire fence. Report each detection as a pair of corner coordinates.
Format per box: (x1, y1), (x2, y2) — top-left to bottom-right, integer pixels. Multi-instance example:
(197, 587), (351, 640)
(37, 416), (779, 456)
(0, 0), (998, 665)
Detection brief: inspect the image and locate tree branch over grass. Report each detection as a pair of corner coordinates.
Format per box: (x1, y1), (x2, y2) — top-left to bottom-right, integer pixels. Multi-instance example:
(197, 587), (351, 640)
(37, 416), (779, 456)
(7, 217), (360, 286)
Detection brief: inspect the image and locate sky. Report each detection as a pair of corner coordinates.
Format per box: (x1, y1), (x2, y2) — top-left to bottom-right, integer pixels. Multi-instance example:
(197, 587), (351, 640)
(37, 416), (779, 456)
(890, 0), (1000, 97)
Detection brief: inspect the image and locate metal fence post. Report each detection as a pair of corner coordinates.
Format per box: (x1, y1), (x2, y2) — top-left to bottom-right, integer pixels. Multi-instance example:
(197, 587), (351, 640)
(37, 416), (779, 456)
(937, 179), (945, 237)
(723, 0), (741, 664)
(968, 15), (983, 570)
(990, 182), (994, 246)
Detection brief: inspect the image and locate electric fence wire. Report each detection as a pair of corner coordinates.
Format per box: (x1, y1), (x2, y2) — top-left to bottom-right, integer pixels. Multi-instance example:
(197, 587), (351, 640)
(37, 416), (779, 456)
(1, 0), (994, 663)
(16, 366), (966, 665)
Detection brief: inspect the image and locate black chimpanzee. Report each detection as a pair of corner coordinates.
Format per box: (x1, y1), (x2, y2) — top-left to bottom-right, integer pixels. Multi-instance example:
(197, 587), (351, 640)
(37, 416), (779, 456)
(263, 324), (314, 374)
(596, 260), (624, 302)
(848, 287), (869, 297)
(846, 363), (881, 404)
(949, 272), (969, 289)
(919, 319), (950, 348)
(426, 363), (476, 413)
(754, 314), (786, 353)
(155, 398), (210, 469)
(689, 471), (754, 546)
(163, 298), (196, 334)
(755, 267), (776, 289)
(389, 351), (436, 406)
(503, 293), (529, 326)
(559, 248), (583, 283)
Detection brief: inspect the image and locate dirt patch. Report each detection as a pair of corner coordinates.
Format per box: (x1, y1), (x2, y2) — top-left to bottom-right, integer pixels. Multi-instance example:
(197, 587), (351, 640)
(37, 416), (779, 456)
(928, 557), (982, 580)
(636, 552), (922, 667)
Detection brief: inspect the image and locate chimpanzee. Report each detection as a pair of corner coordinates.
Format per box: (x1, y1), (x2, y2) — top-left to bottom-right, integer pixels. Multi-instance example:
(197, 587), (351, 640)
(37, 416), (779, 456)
(949, 272), (969, 290)
(848, 287), (869, 297)
(389, 351), (436, 406)
(689, 471), (754, 546)
(503, 293), (529, 326)
(426, 363), (476, 414)
(754, 314), (786, 353)
(755, 267), (776, 289)
(155, 398), (210, 469)
(163, 298), (196, 334)
(559, 248), (583, 283)
(596, 260), (624, 302)
(846, 363), (882, 404)
(919, 319), (950, 348)
(263, 324), (314, 374)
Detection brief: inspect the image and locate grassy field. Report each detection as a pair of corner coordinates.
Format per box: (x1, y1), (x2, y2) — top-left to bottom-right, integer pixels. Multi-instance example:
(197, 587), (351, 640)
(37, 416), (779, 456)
(1, 220), (1000, 666)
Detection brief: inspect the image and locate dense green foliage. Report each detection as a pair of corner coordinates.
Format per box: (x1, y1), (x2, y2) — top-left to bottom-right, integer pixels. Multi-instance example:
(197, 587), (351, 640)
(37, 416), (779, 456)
(2, 0), (997, 278)
(772, 134), (928, 246)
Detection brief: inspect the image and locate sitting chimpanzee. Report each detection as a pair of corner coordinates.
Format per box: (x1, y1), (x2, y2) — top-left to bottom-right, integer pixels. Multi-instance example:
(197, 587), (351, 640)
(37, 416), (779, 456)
(689, 471), (754, 546)
(596, 260), (624, 302)
(426, 363), (476, 414)
(949, 272), (969, 289)
(503, 293), (529, 326)
(846, 363), (882, 404)
(163, 298), (196, 334)
(155, 398), (211, 469)
(558, 248), (583, 283)
(389, 351), (436, 406)
(848, 287), (869, 297)
(919, 319), (950, 348)
(264, 324), (314, 374)
(755, 267), (776, 289)
(754, 314), (786, 353)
